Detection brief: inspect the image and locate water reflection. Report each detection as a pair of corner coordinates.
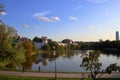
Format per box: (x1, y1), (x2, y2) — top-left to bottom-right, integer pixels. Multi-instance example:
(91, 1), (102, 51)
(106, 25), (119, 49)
(22, 55), (33, 71)
(22, 50), (120, 72)
(101, 51), (120, 60)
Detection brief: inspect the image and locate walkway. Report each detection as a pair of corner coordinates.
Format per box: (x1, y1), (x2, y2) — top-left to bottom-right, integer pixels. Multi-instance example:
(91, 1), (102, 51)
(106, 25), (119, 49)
(0, 71), (120, 78)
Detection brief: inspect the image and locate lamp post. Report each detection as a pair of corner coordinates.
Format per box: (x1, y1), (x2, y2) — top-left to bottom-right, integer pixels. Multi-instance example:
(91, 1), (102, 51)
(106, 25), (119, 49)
(55, 59), (57, 79)
(39, 61), (42, 72)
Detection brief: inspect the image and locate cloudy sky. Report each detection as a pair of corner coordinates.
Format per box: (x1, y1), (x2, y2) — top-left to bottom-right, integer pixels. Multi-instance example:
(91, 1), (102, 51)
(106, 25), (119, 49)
(1, 0), (120, 41)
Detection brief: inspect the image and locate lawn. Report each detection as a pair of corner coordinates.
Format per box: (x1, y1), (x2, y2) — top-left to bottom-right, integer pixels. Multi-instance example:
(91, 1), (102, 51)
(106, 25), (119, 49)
(0, 75), (120, 80)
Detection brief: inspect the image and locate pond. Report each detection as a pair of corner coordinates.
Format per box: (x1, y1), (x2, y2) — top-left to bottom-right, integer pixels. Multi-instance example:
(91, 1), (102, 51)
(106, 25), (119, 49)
(23, 50), (120, 72)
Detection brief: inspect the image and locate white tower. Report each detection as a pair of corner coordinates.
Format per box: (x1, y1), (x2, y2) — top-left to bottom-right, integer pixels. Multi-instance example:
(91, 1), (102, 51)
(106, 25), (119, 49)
(116, 31), (119, 41)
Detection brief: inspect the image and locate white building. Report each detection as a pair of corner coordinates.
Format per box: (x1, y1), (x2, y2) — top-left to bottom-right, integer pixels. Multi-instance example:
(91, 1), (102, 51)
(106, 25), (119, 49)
(58, 42), (67, 46)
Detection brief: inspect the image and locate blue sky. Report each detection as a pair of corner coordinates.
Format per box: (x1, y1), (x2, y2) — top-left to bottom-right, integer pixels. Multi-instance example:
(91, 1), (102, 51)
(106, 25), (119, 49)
(1, 0), (120, 41)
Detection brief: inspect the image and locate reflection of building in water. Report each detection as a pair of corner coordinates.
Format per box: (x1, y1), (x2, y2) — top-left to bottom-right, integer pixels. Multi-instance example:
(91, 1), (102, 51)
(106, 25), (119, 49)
(34, 36), (48, 49)
(38, 55), (48, 66)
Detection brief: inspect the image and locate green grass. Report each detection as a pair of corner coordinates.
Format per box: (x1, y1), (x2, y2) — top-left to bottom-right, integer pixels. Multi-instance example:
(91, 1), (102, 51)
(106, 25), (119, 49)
(0, 75), (120, 80)
(0, 75), (90, 80)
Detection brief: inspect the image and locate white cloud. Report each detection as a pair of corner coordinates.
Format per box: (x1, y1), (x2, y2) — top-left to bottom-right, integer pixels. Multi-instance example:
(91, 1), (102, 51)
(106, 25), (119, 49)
(69, 16), (78, 21)
(33, 11), (50, 17)
(86, 0), (108, 3)
(36, 16), (60, 22)
(22, 25), (29, 28)
(37, 16), (52, 22)
(33, 12), (60, 22)
(51, 17), (60, 21)
(0, 11), (6, 16)
(22, 25), (40, 29)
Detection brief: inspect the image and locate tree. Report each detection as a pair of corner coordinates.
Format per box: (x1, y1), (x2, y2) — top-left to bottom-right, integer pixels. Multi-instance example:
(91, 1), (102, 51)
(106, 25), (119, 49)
(80, 50), (120, 80)
(80, 50), (101, 79)
(62, 39), (73, 44)
(0, 24), (25, 68)
(105, 63), (120, 74)
(23, 41), (33, 55)
(48, 41), (58, 50)
(32, 36), (42, 42)
(42, 44), (50, 50)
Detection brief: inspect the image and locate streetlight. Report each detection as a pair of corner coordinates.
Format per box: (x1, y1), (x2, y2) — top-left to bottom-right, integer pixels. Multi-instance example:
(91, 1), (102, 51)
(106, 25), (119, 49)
(55, 59), (57, 79)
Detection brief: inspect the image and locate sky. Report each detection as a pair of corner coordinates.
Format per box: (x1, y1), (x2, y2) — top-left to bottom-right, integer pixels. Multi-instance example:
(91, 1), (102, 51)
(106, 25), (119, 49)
(1, 0), (120, 42)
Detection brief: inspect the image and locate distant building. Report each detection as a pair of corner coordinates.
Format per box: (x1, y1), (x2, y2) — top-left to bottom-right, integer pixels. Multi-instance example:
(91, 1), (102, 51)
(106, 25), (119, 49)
(42, 36), (48, 44)
(116, 31), (119, 41)
(21, 37), (29, 42)
(58, 42), (67, 46)
(73, 41), (79, 45)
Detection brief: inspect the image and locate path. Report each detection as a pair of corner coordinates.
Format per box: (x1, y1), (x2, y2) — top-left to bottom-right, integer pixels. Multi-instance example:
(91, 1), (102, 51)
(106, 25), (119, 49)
(0, 71), (120, 78)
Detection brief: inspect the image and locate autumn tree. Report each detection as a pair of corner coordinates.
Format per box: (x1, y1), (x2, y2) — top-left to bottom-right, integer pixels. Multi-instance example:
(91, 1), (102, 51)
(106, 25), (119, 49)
(22, 40), (38, 56)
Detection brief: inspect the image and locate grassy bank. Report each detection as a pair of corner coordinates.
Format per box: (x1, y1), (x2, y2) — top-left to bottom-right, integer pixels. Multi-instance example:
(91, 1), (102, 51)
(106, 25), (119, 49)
(0, 75), (120, 80)
(0, 75), (88, 80)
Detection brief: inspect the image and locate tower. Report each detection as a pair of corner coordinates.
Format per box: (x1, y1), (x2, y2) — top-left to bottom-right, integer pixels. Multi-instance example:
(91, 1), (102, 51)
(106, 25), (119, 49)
(116, 31), (119, 41)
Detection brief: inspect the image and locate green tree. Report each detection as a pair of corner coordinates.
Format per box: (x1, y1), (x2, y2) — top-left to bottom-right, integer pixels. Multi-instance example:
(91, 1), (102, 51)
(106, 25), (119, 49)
(80, 50), (120, 80)
(48, 41), (58, 50)
(32, 36), (42, 42)
(80, 51), (102, 80)
(105, 63), (120, 74)
(0, 24), (25, 68)
(42, 44), (50, 50)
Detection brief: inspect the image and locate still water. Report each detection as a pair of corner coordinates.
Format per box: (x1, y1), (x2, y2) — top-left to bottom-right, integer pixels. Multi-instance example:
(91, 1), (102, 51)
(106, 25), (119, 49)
(28, 50), (120, 72)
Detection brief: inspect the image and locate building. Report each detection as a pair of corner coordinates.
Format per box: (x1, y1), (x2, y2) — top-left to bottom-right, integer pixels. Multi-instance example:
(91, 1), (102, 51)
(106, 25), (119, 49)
(116, 31), (119, 41)
(42, 36), (48, 44)
(21, 37), (29, 42)
(58, 42), (67, 46)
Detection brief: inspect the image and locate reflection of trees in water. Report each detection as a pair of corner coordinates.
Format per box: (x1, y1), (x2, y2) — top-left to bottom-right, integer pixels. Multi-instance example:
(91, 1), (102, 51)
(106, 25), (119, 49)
(58, 50), (74, 59)
(30, 50), (75, 66)
(22, 55), (32, 70)
(101, 51), (120, 60)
